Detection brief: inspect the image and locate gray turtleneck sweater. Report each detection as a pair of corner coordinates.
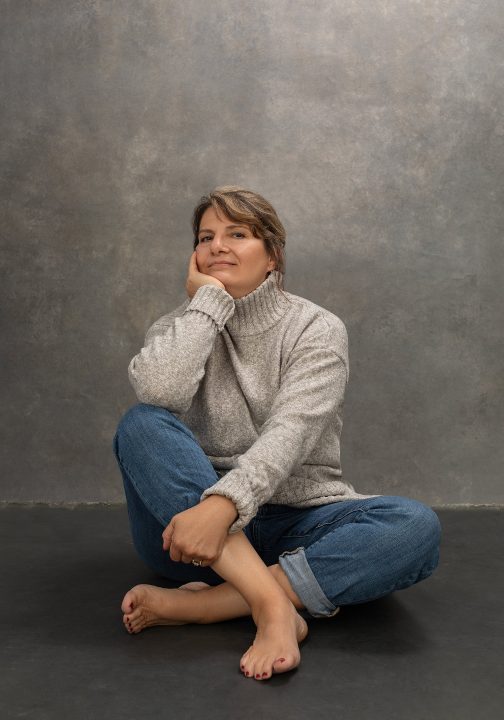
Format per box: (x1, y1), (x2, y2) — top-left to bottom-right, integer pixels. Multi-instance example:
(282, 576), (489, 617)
(128, 270), (377, 533)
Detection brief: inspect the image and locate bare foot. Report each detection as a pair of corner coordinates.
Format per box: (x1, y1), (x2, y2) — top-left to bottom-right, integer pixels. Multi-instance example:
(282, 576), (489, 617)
(240, 599), (309, 681)
(121, 582), (210, 633)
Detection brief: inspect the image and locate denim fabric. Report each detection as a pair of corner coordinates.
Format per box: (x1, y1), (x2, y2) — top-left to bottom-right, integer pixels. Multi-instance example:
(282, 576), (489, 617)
(112, 403), (442, 618)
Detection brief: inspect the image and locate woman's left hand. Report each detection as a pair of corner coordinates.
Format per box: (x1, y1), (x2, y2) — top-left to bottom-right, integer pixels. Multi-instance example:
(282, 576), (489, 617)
(162, 498), (237, 567)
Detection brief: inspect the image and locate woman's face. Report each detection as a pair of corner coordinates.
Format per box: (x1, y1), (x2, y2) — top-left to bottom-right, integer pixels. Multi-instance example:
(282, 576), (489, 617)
(195, 206), (276, 299)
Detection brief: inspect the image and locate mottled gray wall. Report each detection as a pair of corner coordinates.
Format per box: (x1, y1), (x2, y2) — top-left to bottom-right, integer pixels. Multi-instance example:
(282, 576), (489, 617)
(1, 1), (503, 505)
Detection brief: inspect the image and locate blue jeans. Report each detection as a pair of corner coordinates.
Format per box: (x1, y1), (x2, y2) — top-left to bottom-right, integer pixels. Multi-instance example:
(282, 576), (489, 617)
(112, 403), (441, 618)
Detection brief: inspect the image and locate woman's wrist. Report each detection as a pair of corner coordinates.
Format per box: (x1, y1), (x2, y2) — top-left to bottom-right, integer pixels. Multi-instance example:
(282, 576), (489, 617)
(200, 494), (238, 525)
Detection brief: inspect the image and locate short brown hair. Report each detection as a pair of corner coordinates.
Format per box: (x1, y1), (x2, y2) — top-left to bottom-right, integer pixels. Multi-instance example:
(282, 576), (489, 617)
(191, 185), (287, 290)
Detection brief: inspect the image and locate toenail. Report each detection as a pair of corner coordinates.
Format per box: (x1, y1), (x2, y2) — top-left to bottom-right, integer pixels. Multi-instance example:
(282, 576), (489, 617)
(277, 658), (286, 662)
(256, 674), (260, 678)
(262, 672), (267, 677)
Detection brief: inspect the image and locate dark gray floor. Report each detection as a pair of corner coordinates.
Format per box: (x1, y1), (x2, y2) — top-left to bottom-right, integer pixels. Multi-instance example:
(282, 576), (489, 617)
(1, 505), (502, 719)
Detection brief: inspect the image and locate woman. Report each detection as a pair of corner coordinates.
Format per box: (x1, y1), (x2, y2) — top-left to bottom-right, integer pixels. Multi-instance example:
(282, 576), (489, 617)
(112, 185), (441, 681)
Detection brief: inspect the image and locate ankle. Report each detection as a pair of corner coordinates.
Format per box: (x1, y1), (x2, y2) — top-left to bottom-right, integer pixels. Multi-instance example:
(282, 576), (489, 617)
(177, 585), (210, 624)
(252, 588), (293, 617)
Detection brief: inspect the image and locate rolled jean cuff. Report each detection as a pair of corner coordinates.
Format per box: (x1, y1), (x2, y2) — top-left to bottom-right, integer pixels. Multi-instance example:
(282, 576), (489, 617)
(278, 546), (340, 618)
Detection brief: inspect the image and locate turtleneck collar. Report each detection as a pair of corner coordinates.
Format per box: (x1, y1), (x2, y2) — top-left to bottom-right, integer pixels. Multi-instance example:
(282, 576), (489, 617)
(225, 270), (293, 336)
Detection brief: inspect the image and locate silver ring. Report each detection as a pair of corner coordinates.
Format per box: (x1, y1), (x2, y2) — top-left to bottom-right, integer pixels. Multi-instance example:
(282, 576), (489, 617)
(192, 559), (203, 566)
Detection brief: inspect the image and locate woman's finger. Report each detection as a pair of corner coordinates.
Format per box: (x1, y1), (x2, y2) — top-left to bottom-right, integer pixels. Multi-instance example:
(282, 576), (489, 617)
(162, 523), (173, 551)
(169, 544), (182, 563)
(189, 250), (198, 271)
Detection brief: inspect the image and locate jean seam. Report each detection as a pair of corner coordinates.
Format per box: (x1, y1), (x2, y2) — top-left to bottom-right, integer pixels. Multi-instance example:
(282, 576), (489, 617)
(300, 502), (426, 556)
(280, 504), (371, 539)
(297, 507), (367, 556)
(308, 503), (424, 533)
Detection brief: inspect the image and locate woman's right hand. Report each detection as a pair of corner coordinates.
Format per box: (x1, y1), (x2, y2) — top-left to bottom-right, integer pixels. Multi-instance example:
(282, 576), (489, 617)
(186, 251), (226, 299)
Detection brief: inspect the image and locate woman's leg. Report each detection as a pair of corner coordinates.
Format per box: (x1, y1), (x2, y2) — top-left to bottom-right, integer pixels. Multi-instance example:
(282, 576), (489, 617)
(257, 496), (442, 618)
(113, 403), (309, 679)
(119, 466), (305, 617)
(121, 526), (309, 679)
(113, 402), (249, 584)
(113, 402), (302, 602)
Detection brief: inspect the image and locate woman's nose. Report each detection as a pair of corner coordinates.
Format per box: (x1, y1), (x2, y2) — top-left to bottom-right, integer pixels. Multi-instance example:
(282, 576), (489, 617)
(209, 234), (228, 249)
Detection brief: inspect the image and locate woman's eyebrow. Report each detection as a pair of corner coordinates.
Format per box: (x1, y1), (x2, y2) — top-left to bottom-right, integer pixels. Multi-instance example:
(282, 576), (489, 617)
(198, 224), (248, 234)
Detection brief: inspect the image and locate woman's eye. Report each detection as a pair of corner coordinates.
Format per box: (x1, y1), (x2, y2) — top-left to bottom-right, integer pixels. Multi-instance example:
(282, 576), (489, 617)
(198, 233), (246, 243)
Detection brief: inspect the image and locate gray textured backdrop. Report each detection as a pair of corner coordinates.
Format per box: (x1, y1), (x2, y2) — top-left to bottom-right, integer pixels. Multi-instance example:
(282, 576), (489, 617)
(1, 1), (503, 505)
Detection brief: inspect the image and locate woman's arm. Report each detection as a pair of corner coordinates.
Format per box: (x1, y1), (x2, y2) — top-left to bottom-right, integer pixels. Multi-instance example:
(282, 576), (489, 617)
(128, 283), (235, 413)
(199, 316), (349, 533)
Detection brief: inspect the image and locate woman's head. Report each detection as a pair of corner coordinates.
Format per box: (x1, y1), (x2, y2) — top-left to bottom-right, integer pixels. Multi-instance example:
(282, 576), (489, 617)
(191, 186), (286, 298)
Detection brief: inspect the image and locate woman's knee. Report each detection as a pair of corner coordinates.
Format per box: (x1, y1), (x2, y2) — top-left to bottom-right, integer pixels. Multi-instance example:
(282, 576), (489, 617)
(112, 403), (187, 455)
(388, 496), (442, 574)
(404, 497), (441, 551)
(363, 497), (441, 593)
(114, 403), (169, 439)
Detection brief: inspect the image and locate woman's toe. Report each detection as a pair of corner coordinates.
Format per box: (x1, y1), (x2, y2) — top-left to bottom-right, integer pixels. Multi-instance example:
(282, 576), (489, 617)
(129, 615), (143, 630)
(121, 591), (136, 614)
(272, 657), (289, 673)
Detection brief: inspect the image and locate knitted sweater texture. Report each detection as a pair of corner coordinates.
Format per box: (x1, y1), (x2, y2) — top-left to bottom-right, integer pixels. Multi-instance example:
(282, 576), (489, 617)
(128, 270), (377, 533)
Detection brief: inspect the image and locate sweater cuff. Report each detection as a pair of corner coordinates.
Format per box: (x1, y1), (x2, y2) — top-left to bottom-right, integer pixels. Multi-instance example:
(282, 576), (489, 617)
(200, 471), (256, 534)
(184, 284), (235, 332)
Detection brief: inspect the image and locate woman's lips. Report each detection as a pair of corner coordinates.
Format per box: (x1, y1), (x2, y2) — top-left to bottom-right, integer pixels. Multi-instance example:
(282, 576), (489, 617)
(211, 262), (235, 266)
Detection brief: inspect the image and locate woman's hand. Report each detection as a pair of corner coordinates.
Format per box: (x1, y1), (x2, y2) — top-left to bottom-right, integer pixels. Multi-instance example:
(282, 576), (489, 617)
(186, 251), (226, 299)
(162, 497), (237, 566)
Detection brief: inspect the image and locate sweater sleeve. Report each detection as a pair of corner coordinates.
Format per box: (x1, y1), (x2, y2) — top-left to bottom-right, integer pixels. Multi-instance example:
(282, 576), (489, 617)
(128, 284), (235, 414)
(199, 318), (349, 533)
